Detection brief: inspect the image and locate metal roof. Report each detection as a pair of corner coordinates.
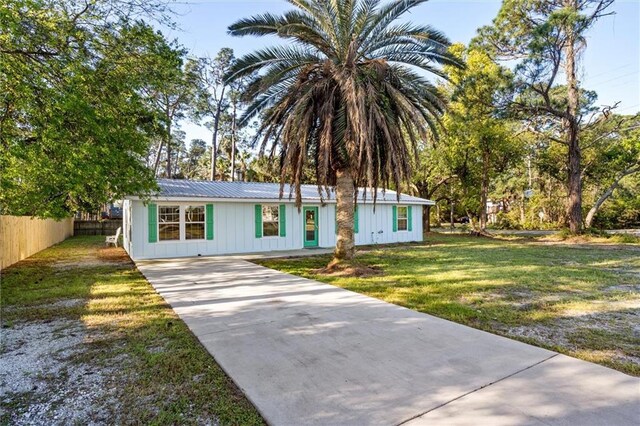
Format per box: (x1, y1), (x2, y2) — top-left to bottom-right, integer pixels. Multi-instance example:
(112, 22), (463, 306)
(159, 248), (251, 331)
(151, 179), (434, 205)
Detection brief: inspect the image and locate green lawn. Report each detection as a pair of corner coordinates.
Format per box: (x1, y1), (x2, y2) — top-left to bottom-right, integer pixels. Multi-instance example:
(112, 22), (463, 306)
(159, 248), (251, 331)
(257, 234), (640, 376)
(1, 236), (263, 425)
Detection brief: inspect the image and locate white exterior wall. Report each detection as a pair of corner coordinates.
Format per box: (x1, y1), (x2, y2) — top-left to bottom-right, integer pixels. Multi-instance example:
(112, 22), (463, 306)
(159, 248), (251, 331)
(352, 204), (423, 246)
(125, 199), (423, 260)
(123, 199), (131, 253)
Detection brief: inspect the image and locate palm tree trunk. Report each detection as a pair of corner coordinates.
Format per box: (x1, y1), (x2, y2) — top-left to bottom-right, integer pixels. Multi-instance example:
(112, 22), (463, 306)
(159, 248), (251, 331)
(334, 169), (355, 260)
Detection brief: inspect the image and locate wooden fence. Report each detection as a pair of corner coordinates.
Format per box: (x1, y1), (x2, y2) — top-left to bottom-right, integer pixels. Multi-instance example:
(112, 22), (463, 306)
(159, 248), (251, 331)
(0, 215), (74, 270)
(74, 219), (122, 236)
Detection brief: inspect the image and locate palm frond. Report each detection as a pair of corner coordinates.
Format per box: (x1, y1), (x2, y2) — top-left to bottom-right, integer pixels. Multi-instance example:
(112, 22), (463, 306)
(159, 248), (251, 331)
(226, 0), (460, 206)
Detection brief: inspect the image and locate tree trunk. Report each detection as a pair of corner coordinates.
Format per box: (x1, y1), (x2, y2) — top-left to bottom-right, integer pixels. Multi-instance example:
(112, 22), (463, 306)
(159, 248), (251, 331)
(334, 169), (355, 261)
(424, 205), (431, 233)
(165, 120), (172, 178)
(210, 116), (220, 181)
(153, 140), (163, 176)
(417, 181), (431, 232)
(210, 89), (226, 181)
(450, 200), (455, 229)
(479, 147), (490, 231)
(585, 164), (640, 228)
(230, 101), (237, 181)
(564, 0), (582, 234)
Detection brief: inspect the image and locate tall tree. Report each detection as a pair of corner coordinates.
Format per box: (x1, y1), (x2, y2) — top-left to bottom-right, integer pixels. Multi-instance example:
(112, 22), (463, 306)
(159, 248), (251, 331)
(0, 1), (175, 218)
(478, 0), (614, 233)
(226, 0), (458, 261)
(145, 43), (192, 178)
(181, 138), (209, 179)
(188, 49), (235, 180)
(440, 44), (520, 231)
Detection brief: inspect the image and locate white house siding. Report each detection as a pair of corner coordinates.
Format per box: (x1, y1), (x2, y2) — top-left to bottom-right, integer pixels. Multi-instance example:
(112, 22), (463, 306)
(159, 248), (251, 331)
(125, 199), (423, 260)
(123, 199), (131, 253)
(352, 204), (423, 246)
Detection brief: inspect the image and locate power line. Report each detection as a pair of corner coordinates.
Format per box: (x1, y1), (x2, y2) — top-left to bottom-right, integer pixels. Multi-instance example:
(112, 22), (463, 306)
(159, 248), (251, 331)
(584, 62), (635, 80)
(587, 70), (640, 87)
(617, 103), (640, 112)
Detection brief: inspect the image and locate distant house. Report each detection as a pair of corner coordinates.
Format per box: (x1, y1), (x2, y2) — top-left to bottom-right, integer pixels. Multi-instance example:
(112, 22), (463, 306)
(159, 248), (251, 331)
(122, 179), (434, 260)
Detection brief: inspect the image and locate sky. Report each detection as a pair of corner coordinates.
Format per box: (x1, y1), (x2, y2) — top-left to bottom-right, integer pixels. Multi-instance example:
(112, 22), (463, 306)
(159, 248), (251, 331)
(160, 0), (640, 144)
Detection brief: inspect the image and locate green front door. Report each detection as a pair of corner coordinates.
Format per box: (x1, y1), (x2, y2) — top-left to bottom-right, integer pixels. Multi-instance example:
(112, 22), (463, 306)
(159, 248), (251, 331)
(303, 206), (319, 247)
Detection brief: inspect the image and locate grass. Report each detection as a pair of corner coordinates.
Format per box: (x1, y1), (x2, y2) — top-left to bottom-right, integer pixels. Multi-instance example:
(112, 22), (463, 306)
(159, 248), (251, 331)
(1, 236), (263, 425)
(257, 233), (640, 376)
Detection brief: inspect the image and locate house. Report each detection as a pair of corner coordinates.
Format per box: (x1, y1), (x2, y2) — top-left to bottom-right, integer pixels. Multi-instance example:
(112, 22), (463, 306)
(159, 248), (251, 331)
(122, 179), (434, 260)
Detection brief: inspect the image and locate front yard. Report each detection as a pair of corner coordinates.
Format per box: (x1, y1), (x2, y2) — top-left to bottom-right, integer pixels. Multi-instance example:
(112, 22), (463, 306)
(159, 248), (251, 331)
(258, 234), (640, 376)
(0, 236), (263, 425)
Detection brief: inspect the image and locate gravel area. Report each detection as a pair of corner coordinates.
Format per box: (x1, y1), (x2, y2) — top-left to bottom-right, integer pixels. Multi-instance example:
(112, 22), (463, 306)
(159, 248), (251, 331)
(0, 317), (124, 425)
(506, 304), (640, 367)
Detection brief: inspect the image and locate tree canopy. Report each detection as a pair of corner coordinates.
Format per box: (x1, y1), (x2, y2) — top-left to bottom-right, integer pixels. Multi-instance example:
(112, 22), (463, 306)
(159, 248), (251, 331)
(226, 0), (459, 260)
(0, 0), (181, 218)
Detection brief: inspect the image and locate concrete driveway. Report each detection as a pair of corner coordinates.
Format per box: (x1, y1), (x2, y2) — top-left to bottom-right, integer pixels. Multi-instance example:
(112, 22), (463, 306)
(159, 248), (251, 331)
(136, 256), (639, 426)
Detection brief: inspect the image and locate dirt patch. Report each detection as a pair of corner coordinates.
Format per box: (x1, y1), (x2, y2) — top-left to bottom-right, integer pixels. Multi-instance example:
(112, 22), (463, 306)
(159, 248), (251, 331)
(97, 246), (133, 264)
(0, 319), (125, 425)
(313, 259), (383, 278)
(50, 246), (131, 271)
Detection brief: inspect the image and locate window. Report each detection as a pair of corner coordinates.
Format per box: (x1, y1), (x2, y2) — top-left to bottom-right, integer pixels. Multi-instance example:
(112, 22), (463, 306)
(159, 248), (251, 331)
(262, 205), (279, 237)
(185, 206), (205, 240)
(158, 206), (180, 241)
(397, 206), (408, 231)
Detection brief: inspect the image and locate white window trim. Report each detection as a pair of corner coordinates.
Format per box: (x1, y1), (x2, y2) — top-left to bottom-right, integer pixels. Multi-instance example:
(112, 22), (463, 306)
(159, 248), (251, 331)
(157, 205), (181, 242)
(262, 204), (280, 238)
(397, 205), (409, 232)
(184, 205), (206, 241)
(154, 204), (209, 244)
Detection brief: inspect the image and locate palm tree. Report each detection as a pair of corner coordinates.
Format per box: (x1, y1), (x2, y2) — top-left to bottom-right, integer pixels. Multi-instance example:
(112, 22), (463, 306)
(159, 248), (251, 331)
(226, 0), (458, 261)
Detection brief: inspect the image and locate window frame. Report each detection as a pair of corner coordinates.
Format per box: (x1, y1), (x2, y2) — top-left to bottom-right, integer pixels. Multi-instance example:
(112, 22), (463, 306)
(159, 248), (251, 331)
(184, 205), (206, 241)
(261, 204), (280, 238)
(397, 205), (408, 232)
(157, 205), (181, 241)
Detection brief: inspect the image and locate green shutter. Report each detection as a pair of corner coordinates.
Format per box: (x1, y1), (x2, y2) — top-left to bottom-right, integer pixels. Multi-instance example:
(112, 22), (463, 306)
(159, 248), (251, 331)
(206, 204), (214, 240)
(148, 203), (157, 243)
(408, 206), (413, 231)
(279, 204), (286, 237)
(354, 205), (359, 234)
(392, 205), (398, 232)
(254, 204), (262, 238)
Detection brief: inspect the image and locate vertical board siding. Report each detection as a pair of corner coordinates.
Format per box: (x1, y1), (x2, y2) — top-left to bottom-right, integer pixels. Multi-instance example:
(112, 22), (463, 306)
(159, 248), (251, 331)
(0, 215), (74, 269)
(126, 200), (423, 260)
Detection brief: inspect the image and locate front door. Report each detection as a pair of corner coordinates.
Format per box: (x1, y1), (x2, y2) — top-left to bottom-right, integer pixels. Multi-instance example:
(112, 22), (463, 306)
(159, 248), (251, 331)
(303, 206), (319, 247)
